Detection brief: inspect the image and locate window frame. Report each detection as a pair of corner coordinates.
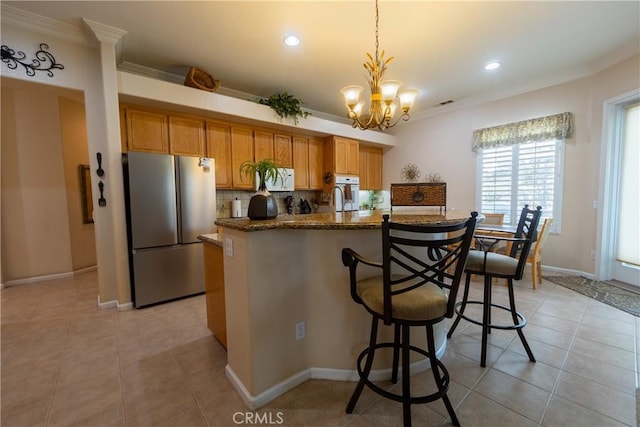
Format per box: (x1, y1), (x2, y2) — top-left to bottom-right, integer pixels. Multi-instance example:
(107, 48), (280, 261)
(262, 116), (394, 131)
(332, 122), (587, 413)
(476, 139), (564, 233)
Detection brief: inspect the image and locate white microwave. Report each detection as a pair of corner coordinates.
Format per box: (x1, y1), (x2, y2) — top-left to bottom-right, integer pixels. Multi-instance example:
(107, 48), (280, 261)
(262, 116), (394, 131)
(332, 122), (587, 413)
(255, 168), (295, 192)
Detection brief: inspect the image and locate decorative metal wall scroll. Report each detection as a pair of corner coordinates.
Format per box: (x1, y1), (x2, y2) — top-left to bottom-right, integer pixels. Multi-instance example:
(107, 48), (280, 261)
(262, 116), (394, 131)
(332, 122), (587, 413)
(1, 43), (64, 77)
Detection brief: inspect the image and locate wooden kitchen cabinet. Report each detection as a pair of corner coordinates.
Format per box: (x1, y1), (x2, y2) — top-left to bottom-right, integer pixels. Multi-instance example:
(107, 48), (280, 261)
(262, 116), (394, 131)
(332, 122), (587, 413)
(292, 136), (309, 189)
(254, 131), (292, 168)
(169, 115), (205, 156)
(308, 138), (324, 189)
(203, 241), (226, 348)
(292, 136), (324, 190)
(359, 145), (383, 190)
(327, 136), (359, 176)
(205, 121), (233, 189)
(254, 129), (274, 162)
(125, 108), (169, 154)
(231, 126), (255, 189)
(274, 134), (293, 167)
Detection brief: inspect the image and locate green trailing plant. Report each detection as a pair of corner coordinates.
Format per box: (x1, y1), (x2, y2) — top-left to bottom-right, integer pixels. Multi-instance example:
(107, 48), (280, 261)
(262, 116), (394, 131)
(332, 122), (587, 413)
(258, 92), (310, 124)
(239, 158), (283, 191)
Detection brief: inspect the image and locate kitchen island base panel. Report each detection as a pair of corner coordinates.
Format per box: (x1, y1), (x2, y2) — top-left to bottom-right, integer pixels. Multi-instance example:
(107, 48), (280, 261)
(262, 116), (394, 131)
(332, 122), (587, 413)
(222, 226), (448, 408)
(225, 350), (441, 410)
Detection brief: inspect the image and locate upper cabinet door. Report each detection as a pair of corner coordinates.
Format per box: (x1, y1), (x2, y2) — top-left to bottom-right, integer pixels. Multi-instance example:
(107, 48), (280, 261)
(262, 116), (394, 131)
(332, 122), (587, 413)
(205, 121), (232, 189)
(254, 130), (274, 162)
(169, 115), (205, 157)
(334, 136), (359, 175)
(231, 126), (255, 189)
(360, 145), (383, 190)
(308, 138), (324, 189)
(274, 134), (293, 168)
(126, 109), (169, 154)
(292, 136), (309, 189)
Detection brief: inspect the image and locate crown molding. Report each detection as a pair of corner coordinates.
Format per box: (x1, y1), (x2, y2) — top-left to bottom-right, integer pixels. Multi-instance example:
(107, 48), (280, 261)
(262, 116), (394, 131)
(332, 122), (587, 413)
(82, 18), (127, 45)
(1, 4), (92, 47)
(117, 61), (185, 85)
(82, 18), (127, 62)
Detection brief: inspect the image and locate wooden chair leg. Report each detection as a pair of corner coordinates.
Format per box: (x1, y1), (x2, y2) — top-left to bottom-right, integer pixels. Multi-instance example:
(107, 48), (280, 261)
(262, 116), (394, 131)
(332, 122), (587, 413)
(530, 260), (538, 289)
(537, 261), (543, 285)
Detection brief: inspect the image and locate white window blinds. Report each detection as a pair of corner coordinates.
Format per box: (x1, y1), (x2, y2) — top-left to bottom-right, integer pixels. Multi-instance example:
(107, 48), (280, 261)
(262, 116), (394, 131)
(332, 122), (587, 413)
(616, 103), (640, 266)
(478, 140), (562, 228)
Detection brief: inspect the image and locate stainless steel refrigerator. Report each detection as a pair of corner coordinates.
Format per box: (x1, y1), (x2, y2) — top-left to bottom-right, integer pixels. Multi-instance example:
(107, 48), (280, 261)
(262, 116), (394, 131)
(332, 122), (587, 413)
(123, 152), (216, 308)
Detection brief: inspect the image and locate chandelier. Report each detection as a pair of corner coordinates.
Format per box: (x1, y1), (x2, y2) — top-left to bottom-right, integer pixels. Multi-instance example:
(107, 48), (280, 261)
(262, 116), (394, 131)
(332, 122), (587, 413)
(340, 0), (418, 131)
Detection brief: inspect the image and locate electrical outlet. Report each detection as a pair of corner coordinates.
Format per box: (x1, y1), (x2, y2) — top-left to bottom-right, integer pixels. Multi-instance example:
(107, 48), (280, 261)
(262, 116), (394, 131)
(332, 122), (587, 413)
(225, 237), (234, 258)
(295, 321), (305, 340)
(591, 250), (596, 260)
(593, 200), (598, 209)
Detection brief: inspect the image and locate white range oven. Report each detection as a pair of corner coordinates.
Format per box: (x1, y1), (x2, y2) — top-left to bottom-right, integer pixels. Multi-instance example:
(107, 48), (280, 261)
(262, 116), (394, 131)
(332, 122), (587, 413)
(334, 175), (360, 211)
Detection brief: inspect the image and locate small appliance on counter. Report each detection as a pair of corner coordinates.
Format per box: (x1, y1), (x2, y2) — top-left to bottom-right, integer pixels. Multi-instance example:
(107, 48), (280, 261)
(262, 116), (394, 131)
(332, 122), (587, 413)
(299, 197), (312, 214)
(231, 198), (242, 218)
(285, 195), (294, 214)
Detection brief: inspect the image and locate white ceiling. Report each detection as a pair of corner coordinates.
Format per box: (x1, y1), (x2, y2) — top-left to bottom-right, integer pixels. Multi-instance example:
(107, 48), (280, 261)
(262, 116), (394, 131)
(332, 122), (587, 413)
(4, 1), (640, 124)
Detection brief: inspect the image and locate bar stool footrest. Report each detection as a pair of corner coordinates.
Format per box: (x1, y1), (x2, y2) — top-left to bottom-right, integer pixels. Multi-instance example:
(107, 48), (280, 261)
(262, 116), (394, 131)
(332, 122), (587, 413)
(453, 300), (528, 331)
(355, 342), (451, 405)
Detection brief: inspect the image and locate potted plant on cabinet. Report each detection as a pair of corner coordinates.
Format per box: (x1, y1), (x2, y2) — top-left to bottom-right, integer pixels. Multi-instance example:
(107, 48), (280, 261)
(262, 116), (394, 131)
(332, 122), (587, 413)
(258, 92), (310, 125)
(240, 158), (283, 220)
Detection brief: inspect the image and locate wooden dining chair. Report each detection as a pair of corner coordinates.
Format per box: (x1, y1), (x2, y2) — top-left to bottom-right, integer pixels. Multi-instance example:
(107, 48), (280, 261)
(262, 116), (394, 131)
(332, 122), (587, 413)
(527, 218), (553, 289)
(481, 212), (505, 226)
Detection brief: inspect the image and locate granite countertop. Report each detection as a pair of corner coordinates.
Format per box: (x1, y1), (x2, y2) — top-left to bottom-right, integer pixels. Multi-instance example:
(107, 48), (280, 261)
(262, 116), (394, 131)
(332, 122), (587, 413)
(198, 233), (224, 246)
(214, 209), (475, 232)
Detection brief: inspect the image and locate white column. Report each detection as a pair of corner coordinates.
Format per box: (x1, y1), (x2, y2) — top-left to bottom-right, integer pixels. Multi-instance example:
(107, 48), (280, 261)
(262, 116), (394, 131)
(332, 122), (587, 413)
(82, 19), (132, 308)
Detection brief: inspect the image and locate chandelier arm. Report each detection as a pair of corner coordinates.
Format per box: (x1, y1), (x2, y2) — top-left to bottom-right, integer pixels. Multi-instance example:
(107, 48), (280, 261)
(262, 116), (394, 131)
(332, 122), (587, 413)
(374, 112), (411, 131)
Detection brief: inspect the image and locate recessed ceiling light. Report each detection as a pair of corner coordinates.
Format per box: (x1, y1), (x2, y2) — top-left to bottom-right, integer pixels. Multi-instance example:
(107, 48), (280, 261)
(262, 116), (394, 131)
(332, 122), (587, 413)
(283, 35), (300, 47)
(485, 61), (501, 70)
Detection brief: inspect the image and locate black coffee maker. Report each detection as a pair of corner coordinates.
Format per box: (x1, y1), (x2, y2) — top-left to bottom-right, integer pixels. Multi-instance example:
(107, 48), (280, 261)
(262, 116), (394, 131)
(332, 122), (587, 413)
(285, 195), (294, 214)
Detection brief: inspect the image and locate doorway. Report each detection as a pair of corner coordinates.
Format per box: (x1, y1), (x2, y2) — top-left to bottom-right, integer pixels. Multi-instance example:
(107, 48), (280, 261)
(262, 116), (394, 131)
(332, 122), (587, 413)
(597, 89), (640, 287)
(0, 77), (97, 285)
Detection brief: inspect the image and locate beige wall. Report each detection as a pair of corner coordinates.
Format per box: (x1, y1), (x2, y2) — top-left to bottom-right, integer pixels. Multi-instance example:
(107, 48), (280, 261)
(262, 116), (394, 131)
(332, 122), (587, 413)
(385, 54), (640, 276)
(0, 82), (96, 282)
(59, 97), (97, 271)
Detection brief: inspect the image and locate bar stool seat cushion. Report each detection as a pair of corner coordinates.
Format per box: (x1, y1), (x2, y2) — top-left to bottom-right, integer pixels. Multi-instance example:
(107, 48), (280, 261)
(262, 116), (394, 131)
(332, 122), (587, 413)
(465, 250), (519, 276)
(356, 275), (447, 321)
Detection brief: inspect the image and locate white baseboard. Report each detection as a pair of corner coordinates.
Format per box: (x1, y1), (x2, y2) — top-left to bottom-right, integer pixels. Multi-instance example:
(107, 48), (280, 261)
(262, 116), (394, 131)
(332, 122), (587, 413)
(225, 337), (447, 409)
(2, 265), (98, 287)
(97, 295), (133, 311)
(542, 265), (594, 280)
(117, 301), (133, 311)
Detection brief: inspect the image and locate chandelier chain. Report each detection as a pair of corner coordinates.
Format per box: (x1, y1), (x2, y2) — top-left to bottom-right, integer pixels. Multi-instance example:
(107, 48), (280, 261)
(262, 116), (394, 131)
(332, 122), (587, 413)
(374, 0), (379, 63)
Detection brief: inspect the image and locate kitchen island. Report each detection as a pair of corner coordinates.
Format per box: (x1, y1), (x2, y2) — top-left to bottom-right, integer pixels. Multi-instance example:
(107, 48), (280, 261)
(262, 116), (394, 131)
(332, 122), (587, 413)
(211, 209), (473, 409)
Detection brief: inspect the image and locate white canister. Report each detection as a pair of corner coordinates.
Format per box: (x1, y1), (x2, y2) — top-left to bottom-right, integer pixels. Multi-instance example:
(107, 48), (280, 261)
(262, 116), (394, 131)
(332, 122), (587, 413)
(231, 198), (242, 218)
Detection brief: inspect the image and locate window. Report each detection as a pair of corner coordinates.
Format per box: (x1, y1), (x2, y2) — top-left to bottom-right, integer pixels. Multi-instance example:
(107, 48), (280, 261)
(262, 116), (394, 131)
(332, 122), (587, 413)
(477, 139), (563, 230)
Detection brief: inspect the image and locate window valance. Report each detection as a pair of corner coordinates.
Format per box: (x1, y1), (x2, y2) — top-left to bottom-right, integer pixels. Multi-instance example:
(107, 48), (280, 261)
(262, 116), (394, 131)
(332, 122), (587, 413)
(472, 112), (573, 152)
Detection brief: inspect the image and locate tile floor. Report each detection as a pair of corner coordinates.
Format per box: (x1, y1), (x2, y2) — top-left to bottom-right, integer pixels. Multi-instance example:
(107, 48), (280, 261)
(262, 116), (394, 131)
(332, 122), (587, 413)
(1, 270), (637, 426)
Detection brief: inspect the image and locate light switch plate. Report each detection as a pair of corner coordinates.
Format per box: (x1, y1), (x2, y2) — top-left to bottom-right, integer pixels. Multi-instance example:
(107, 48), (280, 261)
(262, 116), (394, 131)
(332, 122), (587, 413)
(225, 237), (234, 258)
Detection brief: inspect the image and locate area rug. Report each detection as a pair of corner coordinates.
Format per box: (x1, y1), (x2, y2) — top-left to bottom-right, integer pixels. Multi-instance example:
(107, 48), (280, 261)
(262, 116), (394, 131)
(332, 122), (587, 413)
(545, 275), (640, 317)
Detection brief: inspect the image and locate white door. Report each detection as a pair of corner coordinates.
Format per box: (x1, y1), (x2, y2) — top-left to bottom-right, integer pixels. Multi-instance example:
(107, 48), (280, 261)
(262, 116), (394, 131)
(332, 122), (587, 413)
(611, 102), (640, 286)
(599, 93), (640, 287)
